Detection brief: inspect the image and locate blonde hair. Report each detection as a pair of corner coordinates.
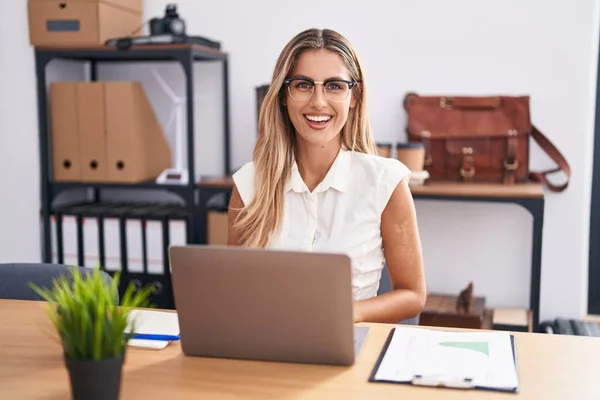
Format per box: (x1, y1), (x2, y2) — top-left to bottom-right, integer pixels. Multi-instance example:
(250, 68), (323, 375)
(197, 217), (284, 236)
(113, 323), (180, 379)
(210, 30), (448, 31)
(234, 28), (377, 247)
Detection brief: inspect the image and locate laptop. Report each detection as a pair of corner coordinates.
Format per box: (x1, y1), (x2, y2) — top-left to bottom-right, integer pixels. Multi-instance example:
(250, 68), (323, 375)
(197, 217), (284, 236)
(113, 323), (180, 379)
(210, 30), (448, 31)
(169, 245), (369, 366)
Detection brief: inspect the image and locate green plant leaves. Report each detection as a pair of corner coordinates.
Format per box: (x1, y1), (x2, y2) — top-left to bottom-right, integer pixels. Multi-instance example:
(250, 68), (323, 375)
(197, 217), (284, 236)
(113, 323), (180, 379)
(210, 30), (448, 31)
(29, 267), (154, 361)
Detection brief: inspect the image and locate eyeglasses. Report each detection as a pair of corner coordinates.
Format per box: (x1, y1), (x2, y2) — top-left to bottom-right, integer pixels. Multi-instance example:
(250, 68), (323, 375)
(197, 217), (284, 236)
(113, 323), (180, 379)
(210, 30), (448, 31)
(284, 78), (357, 102)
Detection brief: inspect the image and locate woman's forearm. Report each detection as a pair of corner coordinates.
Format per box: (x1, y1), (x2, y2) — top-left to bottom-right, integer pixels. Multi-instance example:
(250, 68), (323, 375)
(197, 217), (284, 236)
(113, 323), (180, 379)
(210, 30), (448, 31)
(353, 289), (426, 324)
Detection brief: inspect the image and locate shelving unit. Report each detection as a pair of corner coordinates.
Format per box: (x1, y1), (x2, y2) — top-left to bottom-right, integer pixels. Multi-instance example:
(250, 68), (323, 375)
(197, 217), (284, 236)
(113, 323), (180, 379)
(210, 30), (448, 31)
(34, 44), (231, 308)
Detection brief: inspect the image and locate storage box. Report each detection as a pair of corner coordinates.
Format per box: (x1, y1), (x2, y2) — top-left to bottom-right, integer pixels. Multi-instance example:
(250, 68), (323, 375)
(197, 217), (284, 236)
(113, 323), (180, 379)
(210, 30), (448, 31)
(104, 81), (172, 183)
(49, 81), (172, 183)
(28, 0), (143, 46)
(208, 211), (228, 245)
(492, 307), (532, 332)
(419, 293), (487, 329)
(49, 82), (79, 181)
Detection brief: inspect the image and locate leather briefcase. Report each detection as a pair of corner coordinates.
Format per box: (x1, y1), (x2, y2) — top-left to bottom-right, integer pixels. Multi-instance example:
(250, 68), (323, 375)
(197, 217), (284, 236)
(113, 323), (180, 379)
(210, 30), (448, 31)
(403, 93), (571, 192)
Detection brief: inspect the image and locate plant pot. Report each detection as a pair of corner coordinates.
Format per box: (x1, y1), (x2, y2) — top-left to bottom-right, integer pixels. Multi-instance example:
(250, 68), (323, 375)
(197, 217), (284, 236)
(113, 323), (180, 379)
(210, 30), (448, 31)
(64, 355), (124, 400)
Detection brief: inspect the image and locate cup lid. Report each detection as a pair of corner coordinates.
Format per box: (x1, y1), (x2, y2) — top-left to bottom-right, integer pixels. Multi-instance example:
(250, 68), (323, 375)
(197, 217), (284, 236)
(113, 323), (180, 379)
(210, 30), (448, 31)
(396, 142), (424, 149)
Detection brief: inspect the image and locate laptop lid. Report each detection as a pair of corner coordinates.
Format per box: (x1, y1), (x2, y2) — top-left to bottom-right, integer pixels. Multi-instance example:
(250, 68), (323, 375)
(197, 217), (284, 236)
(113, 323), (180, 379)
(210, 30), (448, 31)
(169, 245), (356, 366)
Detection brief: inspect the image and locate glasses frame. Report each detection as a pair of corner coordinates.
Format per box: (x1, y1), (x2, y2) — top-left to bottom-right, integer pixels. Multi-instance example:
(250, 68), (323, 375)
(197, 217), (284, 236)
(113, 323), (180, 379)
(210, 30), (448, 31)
(283, 77), (358, 103)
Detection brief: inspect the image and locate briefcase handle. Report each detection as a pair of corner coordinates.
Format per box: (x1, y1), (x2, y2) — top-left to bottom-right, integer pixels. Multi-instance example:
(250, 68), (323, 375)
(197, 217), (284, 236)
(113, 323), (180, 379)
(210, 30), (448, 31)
(403, 93), (501, 110)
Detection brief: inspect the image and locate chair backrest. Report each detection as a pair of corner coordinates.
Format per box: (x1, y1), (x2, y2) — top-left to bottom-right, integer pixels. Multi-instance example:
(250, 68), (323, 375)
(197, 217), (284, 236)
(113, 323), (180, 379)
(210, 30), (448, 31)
(0, 263), (115, 302)
(378, 263), (420, 325)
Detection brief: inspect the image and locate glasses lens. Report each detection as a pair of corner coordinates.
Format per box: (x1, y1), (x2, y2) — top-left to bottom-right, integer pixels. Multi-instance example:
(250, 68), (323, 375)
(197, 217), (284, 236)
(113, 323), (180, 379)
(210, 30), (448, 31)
(287, 79), (352, 102)
(288, 79), (313, 101)
(324, 81), (350, 102)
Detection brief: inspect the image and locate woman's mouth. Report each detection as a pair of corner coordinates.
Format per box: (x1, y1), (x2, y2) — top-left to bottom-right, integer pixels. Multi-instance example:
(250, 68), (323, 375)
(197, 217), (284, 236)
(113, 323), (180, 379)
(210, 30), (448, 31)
(304, 114), (332, 130)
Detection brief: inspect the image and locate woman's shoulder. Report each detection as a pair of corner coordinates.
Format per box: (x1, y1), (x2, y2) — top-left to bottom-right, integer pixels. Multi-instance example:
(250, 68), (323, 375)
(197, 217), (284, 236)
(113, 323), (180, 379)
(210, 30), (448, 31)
(232, 161), (256, 205)
(349, 151), (411, 182)
(347, 151), (411, 211)
(233, 161), (255, 177)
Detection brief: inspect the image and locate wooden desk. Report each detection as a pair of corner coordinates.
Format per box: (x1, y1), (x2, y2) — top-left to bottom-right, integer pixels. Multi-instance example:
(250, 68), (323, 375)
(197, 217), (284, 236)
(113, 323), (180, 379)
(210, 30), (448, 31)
(0, 299), (597, 399)
(198, 178), (545, 198)
(197, 179), (545, 330)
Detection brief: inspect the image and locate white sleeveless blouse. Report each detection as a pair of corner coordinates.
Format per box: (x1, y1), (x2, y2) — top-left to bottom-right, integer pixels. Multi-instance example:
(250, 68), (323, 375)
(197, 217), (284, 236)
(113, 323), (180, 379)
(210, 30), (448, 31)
(232, 149), (411, 301)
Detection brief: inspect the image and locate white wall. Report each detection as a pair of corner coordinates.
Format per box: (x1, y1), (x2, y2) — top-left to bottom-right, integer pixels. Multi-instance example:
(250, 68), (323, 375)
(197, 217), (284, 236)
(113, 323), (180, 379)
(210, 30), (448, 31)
(1, 0), (598, 321)
(0, 1), (41, 263)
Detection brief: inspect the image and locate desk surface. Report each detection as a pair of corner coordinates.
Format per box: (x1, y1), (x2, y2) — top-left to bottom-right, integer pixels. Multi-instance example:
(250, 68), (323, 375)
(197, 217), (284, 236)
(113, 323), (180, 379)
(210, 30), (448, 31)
(198, 177), (544, 199)
(1, 299), (595, 399)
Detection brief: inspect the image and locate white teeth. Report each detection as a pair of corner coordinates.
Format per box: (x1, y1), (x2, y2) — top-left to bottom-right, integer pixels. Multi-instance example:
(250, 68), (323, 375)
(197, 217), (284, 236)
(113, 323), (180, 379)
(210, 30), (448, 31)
(306, 115), (331, 122)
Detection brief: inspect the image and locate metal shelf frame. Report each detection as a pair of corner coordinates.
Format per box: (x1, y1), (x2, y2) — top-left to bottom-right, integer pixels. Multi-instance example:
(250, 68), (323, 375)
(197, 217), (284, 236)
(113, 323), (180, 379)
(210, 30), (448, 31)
(33, 45), (231, 308)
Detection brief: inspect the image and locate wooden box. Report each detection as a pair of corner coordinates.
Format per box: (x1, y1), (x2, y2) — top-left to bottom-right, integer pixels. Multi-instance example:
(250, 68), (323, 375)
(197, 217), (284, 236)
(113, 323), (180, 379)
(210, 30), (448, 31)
(419, 293), (487, 329)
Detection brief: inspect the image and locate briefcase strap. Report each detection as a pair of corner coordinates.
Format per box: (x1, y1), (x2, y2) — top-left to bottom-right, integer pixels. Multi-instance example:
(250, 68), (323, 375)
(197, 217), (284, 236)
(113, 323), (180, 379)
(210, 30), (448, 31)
(529, 125), (571, 192)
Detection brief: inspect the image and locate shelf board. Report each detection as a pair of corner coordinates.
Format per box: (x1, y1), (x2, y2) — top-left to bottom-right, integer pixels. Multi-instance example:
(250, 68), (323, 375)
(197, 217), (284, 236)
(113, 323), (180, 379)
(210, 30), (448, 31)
(197, 176), (234, 188)
(50, 180), (194, 195)
(35, 43), (227, 62)
(196, 176), (545, 200)
(49, 200), (190, 219)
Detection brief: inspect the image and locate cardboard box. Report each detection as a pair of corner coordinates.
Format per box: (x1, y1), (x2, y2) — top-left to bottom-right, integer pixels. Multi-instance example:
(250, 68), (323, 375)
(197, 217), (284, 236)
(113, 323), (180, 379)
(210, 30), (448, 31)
(50, 81), (108, 182)
(49, 81), (171, 183)
(78, 82), (108, 182)
(104, 81), (172, 183)
(28, 0), (143, 46)
(208, 211), (228, 245)
(492, 307), (532, 332)
(50, 82), (81, 181)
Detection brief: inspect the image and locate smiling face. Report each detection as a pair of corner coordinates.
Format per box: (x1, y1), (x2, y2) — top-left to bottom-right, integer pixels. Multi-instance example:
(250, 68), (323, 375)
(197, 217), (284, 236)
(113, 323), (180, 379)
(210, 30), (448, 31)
(284, 49), (357, 149)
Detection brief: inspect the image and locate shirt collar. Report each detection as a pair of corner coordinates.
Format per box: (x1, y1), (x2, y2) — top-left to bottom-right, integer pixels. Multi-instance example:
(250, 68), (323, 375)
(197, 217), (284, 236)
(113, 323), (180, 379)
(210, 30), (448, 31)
(285, 148), (352, 194)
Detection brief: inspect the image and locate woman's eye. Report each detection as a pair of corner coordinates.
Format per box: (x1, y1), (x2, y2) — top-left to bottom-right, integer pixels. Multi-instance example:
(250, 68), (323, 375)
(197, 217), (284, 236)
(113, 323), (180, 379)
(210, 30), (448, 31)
(296, 82), (312, 90)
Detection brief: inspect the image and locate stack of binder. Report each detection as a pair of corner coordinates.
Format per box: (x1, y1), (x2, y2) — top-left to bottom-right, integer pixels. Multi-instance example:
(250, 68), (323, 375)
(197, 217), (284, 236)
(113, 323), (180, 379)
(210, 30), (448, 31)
(49, 81), (172, 183)
(50, 201), (189, 309)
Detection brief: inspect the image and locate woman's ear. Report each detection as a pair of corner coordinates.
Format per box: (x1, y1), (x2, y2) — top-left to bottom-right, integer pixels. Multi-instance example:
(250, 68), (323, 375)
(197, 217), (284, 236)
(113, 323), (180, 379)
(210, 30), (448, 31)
(349, 83), (360, 108)
(350, 92), (358, 108)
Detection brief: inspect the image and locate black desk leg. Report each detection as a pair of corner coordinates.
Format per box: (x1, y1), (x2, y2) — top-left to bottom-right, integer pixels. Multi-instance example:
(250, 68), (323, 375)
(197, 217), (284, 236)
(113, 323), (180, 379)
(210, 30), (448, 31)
(195, 188), (212, 245)
(521, 197), (545, 332)
(35, 52), (52, 263)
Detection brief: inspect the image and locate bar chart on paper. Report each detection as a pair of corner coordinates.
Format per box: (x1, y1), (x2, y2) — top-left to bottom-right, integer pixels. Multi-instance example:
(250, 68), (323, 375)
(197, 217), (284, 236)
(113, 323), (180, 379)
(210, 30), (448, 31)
(438, 341), (489, 356)
(371, 327), (519, 392)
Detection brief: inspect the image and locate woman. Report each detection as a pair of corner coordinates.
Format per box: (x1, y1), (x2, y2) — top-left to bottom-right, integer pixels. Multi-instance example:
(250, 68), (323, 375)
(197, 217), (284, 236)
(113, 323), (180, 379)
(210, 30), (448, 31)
(228, 28), (426, 324)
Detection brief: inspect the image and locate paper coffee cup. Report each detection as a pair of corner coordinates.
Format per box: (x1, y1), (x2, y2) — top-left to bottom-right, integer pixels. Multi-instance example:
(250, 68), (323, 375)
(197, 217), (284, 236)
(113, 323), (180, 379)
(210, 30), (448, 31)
(376, 142), (392, 158)
(396, 143), (425, 171)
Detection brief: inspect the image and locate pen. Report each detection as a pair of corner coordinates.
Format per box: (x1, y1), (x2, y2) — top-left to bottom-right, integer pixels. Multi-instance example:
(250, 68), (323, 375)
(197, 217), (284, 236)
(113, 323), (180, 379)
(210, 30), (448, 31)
(128, 333), (180, 341)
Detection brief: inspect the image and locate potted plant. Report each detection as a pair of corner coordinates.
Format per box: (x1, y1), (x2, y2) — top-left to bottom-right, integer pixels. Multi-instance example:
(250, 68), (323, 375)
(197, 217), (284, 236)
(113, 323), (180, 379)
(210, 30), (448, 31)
(30, 267), (153, 400)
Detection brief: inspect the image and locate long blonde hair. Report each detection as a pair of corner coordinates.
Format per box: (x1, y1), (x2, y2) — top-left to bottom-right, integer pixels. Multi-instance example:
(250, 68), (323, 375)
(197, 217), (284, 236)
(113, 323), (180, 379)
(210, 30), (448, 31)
(234, 28), (377, 247)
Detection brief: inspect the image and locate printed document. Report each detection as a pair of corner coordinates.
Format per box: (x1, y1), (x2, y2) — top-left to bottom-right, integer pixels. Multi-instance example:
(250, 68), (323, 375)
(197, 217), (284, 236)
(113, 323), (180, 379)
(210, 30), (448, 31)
(373, 326), (519, 391)
(125, 310), (180, 349)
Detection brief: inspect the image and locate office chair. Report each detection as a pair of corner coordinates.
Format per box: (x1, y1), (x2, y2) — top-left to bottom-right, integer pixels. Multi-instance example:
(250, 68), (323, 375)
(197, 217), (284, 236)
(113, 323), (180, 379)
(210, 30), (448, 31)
(0, 263), (115, 302)
(378, 263), (420, 325)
